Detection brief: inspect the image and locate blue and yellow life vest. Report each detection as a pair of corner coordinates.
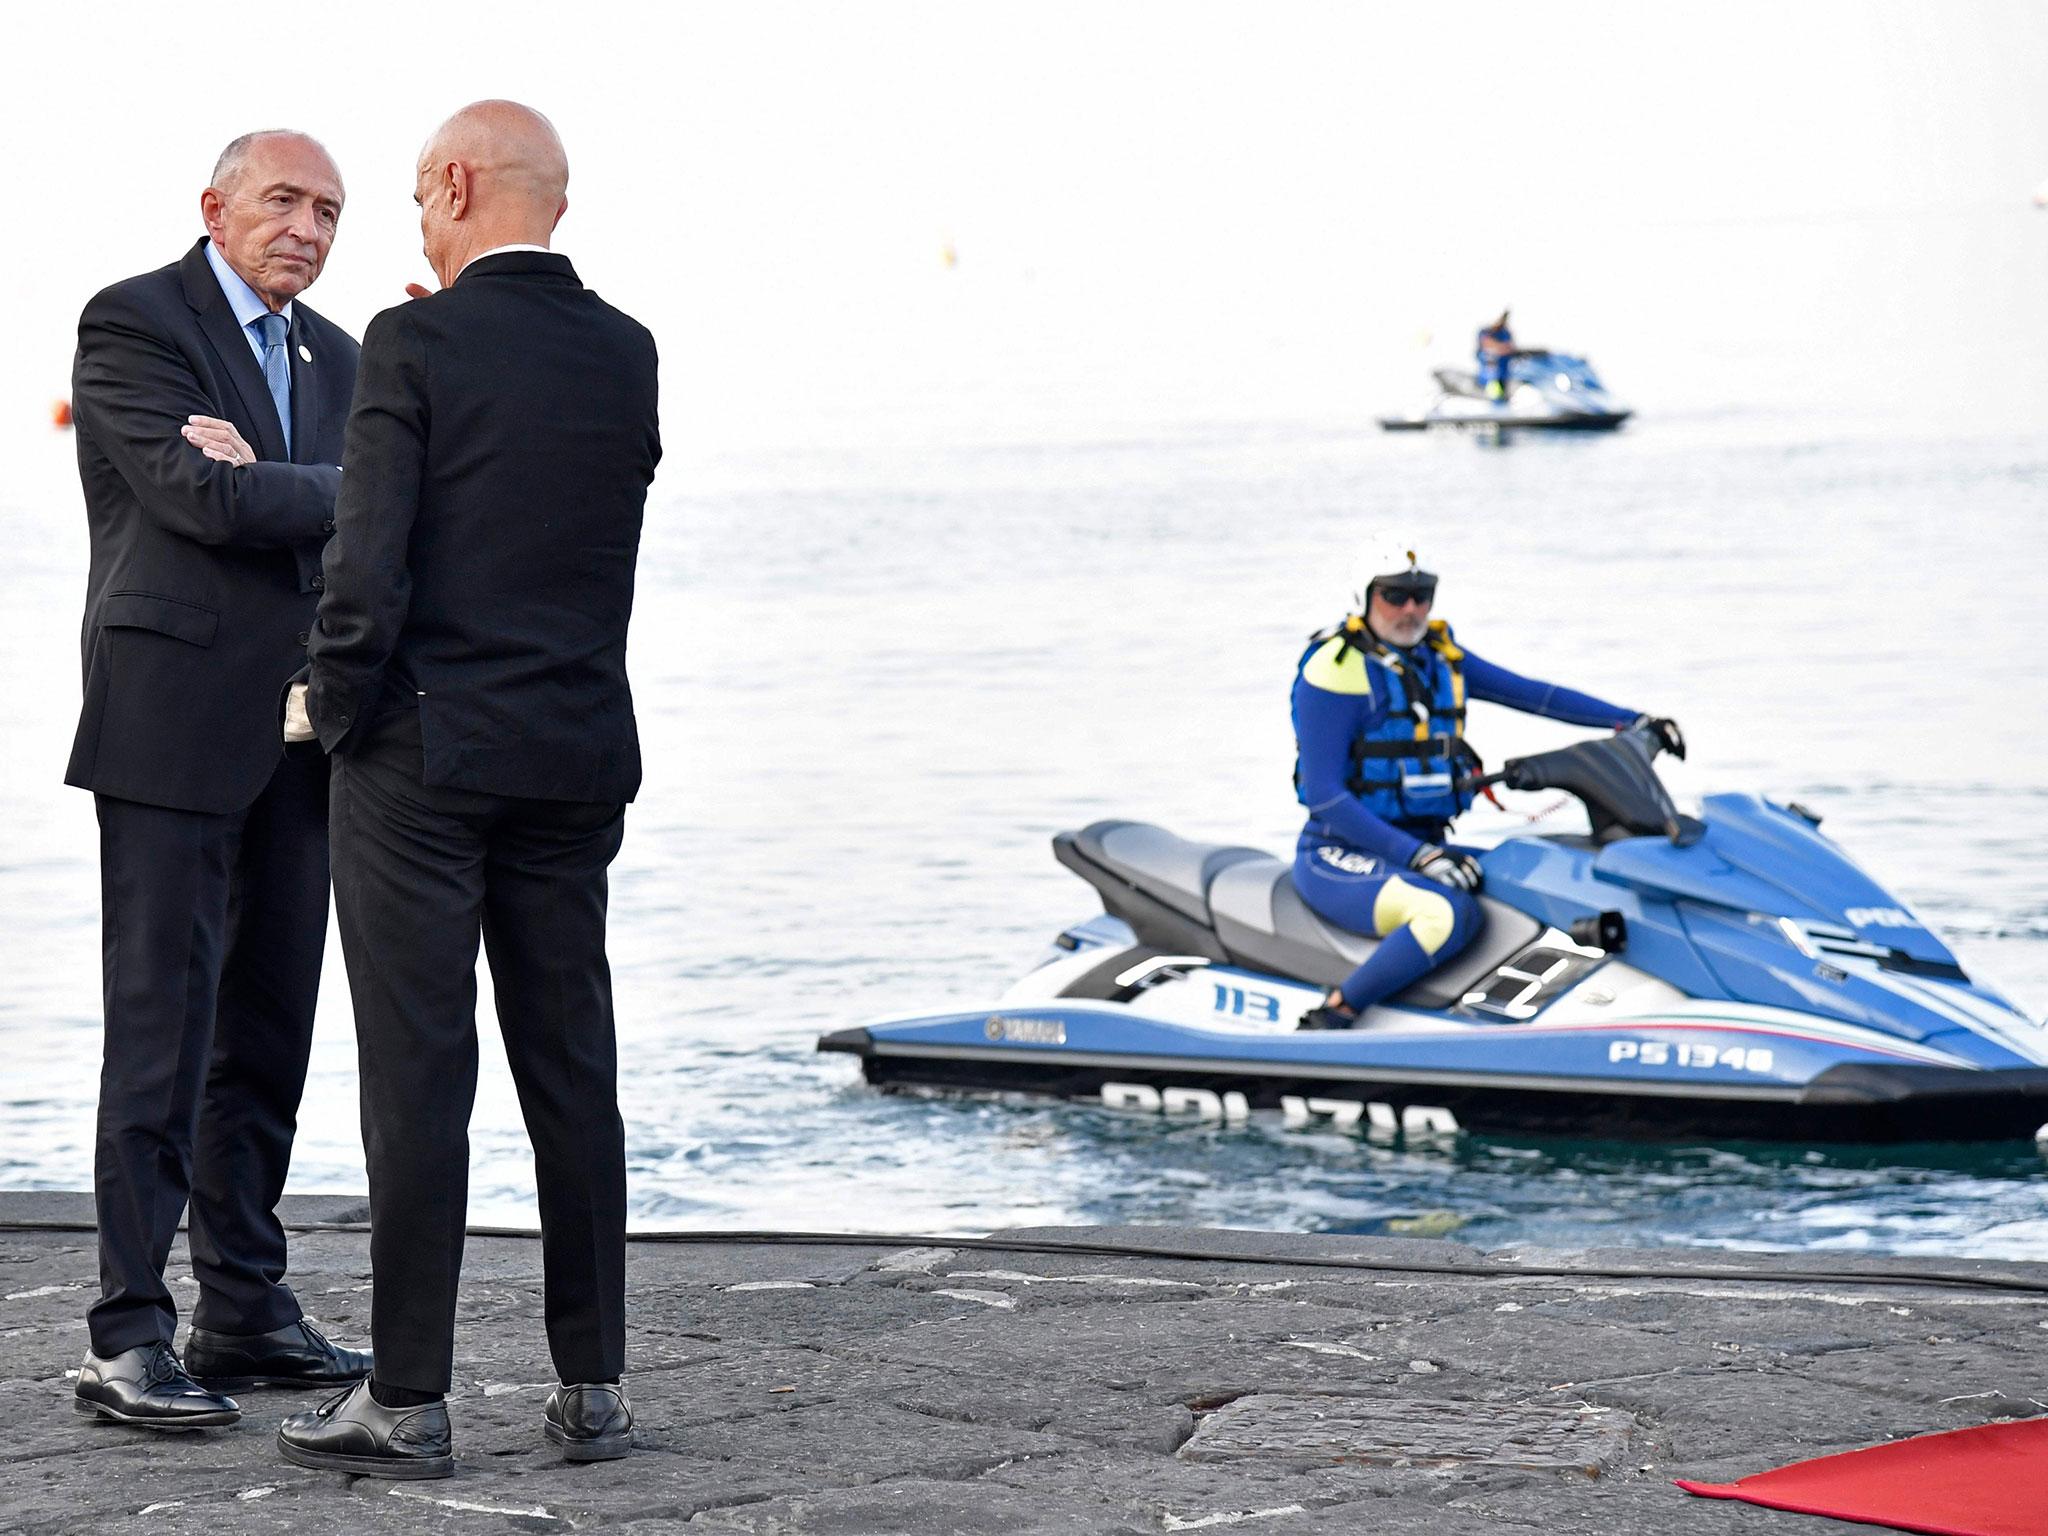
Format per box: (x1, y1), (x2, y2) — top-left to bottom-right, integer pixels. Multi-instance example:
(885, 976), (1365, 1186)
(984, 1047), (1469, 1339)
(1295, 616), (1474, 827)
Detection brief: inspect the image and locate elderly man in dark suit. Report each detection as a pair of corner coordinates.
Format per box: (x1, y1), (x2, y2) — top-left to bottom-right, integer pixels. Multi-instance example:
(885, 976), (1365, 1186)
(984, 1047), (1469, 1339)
(67, 130), (373, 1430)
(277, 101), (660, 1480)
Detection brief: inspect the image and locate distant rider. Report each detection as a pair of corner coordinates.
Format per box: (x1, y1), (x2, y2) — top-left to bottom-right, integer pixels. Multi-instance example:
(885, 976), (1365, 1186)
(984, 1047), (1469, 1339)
(1290, 544), (1682, 1030)
(1476, 309), (1516, 401)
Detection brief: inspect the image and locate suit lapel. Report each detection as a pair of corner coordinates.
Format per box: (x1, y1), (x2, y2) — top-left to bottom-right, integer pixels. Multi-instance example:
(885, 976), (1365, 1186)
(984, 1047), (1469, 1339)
(179, 241), (290, 464)
(287, 313), (320, 465)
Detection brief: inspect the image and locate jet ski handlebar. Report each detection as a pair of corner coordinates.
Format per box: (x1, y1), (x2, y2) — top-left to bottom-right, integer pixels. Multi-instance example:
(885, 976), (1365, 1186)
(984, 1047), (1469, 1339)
(1456, 727), (1703, 846)
(1454, 723), (1668, 792)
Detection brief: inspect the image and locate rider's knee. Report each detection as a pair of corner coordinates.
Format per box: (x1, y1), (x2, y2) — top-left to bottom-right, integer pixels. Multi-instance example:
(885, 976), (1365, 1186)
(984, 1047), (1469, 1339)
(1439, 887), (1484, 955)
(1374, 878), (1478, 958)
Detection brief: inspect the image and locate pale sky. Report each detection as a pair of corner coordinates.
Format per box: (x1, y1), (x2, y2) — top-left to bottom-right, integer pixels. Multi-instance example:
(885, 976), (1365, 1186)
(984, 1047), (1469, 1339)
(7, 1), (2047, 446)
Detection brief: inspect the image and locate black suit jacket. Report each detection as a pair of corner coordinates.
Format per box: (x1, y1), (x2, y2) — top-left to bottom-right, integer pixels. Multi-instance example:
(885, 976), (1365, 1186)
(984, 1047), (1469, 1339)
(308, 252), (660, 803)
(66, 237), (358, 814)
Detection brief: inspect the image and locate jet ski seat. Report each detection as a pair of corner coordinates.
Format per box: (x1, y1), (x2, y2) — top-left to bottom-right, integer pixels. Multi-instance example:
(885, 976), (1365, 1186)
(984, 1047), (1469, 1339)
(1054, 822), (1271, 963)
(1056, 820), (1544, 1010)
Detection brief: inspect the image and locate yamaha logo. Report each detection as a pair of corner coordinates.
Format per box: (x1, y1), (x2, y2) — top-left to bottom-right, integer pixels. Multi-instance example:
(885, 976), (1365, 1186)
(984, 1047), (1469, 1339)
(985, 1015), (1066, 1045)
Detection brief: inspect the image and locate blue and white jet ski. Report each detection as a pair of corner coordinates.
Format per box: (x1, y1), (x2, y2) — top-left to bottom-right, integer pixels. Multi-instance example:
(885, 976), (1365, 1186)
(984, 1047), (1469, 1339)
(820, 731), (2048, 1144)
(1380, 350), (1631, 433)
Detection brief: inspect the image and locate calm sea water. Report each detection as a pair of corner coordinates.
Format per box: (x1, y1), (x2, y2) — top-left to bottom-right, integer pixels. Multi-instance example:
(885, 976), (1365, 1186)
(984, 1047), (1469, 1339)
(3, 206), (2046, 1258)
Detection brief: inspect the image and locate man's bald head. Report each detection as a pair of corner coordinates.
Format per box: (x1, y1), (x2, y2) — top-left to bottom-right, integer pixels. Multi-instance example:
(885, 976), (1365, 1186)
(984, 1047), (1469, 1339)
(423, 101), (568, 205)
(413, 100), (571, 287)
(211, 130), (341, 197)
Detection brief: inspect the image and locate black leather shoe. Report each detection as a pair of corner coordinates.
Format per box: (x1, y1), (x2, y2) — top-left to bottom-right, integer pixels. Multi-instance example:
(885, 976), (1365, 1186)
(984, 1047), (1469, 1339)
(277, 1380), (452, 1479)
(185, 1318), (371, 1390)
(1296, 1004), (1358, 1031)
(74, 1342), (241, 1429)
(543, 1382), (633, 1461)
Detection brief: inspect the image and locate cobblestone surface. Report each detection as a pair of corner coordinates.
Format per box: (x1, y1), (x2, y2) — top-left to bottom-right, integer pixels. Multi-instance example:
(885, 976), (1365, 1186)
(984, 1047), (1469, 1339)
(3, 1193), (2044, 1533)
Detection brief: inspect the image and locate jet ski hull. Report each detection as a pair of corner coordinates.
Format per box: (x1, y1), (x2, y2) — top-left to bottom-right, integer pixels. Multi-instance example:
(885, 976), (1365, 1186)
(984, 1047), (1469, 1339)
(1379, 410), (1632, 433)
(1382, 351), (1631, 433)
(821, 1018), (2048, 1144)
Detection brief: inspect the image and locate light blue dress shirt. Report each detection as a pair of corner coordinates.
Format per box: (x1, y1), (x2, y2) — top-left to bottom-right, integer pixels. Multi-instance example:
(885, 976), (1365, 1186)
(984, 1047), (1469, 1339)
(203, 239), (295, 368)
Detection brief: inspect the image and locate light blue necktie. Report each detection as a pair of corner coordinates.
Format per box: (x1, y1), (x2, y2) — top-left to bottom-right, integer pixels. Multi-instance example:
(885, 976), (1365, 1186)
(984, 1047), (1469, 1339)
(251, 311), (293, 458)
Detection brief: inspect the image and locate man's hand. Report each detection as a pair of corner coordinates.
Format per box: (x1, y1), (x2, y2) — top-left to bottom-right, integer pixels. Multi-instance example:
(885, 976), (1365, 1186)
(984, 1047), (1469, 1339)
(182, 415), (256, 467)
(1632, 714), (1687, 760)
(405, 282), (434, 300)
(283, 682), (314, 743)
(1409, 844), (1483, 893)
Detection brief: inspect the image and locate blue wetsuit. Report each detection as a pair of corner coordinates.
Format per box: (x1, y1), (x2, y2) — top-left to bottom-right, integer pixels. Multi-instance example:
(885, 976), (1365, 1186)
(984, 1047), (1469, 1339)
(1476, 324), (1515, 398)
(1291, 621), (1635, 1014)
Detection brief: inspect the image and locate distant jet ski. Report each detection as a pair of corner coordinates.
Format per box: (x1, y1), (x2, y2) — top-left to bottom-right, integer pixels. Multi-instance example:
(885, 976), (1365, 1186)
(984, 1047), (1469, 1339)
(821, 729), (2048, 1146)
(1381, 350), (1631, 432)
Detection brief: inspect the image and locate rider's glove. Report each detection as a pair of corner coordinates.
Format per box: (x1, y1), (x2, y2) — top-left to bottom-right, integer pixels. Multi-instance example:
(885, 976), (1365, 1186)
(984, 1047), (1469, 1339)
(1631, 714), (1686, 760)
(1409, 844), (1484, 893)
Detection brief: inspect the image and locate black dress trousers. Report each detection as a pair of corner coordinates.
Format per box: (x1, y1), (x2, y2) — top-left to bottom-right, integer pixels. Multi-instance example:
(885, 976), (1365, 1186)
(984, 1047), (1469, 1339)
(331, 711), (628, 1393)
(90, 748), (328, 1355)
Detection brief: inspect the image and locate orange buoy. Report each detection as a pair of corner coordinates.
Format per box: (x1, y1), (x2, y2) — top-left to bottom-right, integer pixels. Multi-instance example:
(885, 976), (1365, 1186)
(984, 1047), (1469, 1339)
(52, 399), (72, 429)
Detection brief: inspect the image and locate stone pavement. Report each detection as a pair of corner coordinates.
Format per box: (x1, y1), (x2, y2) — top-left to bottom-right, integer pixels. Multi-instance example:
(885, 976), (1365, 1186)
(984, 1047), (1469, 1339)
(2, 1191), (2045, 1534)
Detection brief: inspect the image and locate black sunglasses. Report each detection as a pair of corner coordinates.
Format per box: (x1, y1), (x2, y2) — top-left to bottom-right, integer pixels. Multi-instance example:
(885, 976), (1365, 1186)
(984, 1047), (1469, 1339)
(1375, 581), (1436, 608)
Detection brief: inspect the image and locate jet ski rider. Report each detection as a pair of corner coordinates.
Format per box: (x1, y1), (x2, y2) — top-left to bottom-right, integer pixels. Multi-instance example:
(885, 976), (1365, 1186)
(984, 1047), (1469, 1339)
(1476, 310), (1516, 401)
(1290, 544), (1683, 1031)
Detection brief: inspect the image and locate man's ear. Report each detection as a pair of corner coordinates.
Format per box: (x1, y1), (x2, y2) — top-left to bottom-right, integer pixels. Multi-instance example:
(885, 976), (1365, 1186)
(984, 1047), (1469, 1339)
(199, 187), (226, 242)
(550, 196), (568, 234)
(447, 162), (472, 222)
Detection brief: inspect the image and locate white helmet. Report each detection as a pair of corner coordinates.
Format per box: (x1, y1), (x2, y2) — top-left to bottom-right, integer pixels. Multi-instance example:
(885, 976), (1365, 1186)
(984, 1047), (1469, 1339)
(1349, 540), (1435, 611)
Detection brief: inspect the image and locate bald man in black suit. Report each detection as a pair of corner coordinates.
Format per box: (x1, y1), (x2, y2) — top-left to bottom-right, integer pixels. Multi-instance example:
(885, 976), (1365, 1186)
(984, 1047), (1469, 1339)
(279, 101), (660, 1480)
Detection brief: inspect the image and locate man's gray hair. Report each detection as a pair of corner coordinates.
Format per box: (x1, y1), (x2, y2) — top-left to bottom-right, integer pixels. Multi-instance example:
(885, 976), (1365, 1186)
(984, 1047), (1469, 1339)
(210, 130), (332, 191)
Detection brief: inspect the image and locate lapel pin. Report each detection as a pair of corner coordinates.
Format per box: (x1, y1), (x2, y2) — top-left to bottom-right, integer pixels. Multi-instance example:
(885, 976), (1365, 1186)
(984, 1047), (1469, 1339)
(298, 344), (312, 363)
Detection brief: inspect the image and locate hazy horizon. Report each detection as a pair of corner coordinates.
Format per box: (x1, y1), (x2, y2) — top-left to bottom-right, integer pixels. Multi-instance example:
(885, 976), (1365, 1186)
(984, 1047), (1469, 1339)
(6, 2), (2045, 452)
